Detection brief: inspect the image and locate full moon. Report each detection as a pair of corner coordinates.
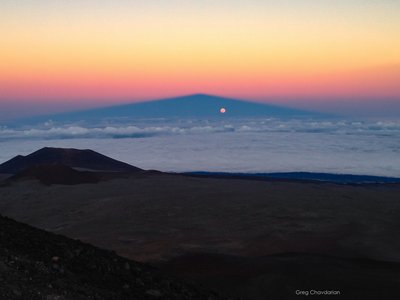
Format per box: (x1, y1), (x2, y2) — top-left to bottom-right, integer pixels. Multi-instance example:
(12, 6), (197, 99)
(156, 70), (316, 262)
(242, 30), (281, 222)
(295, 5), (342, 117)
(220, 107), (226, 114)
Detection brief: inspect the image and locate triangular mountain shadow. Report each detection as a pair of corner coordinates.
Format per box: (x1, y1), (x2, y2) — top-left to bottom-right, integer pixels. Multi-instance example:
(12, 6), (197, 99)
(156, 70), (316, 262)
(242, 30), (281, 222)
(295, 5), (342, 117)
(17, 94), (330, 124)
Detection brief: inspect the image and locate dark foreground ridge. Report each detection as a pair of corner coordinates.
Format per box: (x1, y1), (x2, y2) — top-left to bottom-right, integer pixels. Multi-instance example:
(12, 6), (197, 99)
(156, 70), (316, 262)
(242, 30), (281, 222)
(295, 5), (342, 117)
(0, 147), (141, 174)
(0, 215), (223, 300)
(1, 148), (400, 299)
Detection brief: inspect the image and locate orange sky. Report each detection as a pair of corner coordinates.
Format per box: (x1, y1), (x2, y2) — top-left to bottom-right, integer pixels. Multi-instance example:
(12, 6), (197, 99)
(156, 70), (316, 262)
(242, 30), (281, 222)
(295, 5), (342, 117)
(0, 0), (399, 118)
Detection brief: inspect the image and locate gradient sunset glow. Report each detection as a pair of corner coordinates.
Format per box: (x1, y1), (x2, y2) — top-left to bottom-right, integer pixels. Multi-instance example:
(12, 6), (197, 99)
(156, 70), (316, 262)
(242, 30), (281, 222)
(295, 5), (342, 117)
(1, 0), (399, 119)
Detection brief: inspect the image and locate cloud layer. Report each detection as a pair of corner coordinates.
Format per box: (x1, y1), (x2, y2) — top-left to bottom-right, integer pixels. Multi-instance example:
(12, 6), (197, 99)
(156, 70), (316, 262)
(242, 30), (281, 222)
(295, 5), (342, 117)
(0, 118), (399, 177)
(1, 118), (400, 140)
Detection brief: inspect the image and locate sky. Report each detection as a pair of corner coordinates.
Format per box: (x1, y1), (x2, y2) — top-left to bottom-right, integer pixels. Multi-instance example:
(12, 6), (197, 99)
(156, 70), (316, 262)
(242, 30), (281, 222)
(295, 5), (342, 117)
(0, 0), (400, 119)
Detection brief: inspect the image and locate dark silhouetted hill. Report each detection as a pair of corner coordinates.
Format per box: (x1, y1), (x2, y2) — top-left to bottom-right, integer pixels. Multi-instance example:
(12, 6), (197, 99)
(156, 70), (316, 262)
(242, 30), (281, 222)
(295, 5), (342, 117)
(0, 147), (141, 174)
(0, 215), (223, 300)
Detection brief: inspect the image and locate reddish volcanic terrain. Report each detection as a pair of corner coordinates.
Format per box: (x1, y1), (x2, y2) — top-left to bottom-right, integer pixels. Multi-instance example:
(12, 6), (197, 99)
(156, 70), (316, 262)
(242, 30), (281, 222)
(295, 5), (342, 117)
(10, 164), (100, 185)
(0, 148), (400, 299)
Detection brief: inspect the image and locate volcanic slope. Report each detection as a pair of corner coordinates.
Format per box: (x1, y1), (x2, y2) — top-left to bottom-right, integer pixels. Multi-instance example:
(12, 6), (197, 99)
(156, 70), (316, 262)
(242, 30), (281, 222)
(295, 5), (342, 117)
(0, 214), (223, 300)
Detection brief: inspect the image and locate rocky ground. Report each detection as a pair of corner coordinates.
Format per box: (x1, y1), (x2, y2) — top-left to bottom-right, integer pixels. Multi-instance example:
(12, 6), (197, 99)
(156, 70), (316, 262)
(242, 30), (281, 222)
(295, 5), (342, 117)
(157, 252), (400, 299)
(0, 215), (223, 300)
(1, 174), (399, 263)
(1, 148), (400, 299)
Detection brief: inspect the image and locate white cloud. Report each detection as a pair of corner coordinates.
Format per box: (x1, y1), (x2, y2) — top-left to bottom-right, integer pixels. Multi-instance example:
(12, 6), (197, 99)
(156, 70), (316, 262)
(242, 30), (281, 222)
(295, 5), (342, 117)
(0, 118), (399, 177)
(1, 118), (400, 140)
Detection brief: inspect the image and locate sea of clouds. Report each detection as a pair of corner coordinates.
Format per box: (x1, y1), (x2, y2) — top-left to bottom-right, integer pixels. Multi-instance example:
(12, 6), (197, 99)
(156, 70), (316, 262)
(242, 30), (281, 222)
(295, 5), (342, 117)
(0, 118), (399, 177)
